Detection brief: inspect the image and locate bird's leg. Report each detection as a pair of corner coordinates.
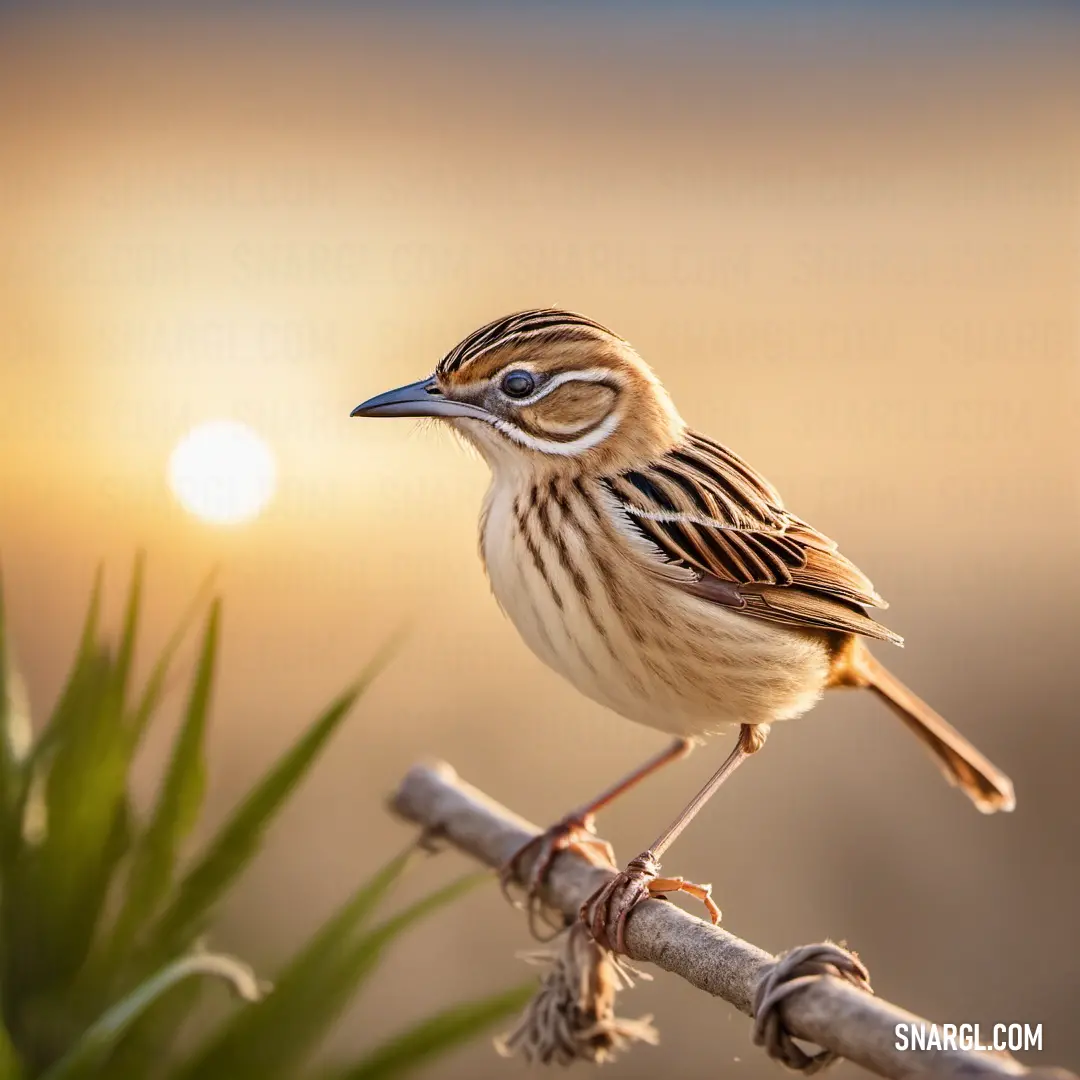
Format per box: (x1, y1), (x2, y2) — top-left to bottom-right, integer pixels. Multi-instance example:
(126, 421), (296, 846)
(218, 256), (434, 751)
(583, 723), (769, 953)
(500, 737), (694, 939)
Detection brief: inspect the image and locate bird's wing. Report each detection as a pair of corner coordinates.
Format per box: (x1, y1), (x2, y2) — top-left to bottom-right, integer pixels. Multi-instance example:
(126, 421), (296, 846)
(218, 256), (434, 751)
(601, 430), (903, 644)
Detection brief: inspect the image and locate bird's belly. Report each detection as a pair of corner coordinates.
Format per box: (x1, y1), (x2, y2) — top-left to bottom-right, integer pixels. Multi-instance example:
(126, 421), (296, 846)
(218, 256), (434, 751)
(481, 493), (830, 739)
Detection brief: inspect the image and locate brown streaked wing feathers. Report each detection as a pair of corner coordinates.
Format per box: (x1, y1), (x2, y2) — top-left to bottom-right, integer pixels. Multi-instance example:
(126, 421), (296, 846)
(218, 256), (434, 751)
(607, 430), (903, 645)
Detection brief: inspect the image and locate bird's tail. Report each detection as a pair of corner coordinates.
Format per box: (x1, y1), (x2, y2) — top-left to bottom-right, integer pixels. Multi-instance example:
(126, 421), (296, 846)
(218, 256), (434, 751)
(843, 644), (1015, 813)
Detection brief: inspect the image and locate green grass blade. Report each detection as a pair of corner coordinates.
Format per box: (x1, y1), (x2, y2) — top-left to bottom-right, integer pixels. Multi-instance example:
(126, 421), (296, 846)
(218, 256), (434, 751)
(173, 846), (416, 1079)
(175, 868), (485, 1080)
(0, 1018), (23, 1080)
(78, 565), (105, 658)
(323, 982), (535, 1080)
(38, 951), (263, 1080)
(128, 566), (218, 746)
(108, 633), (393, 1069)
(111, 600), (220, 958)
(3, 567), (136, 1001)
(150, 643), (394, 954)
(113, 553), (144, 708)
(0, 565), (32, 854)
(24, 564), (105, 769)
(1, 647), (126, 1000)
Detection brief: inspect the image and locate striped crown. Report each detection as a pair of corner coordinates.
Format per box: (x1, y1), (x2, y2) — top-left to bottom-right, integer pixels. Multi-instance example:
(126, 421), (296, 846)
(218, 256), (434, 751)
(438, 309), (621, 378)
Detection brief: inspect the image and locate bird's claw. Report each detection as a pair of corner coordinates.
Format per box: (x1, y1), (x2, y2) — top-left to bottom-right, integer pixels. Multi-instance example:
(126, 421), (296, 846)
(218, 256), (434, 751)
(581, 850), (721, 954)
(499, 814), (617, 940)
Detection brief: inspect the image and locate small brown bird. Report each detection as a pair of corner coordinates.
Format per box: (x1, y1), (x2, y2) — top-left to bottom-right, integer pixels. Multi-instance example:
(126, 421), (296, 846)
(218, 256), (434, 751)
(352, 309), (1014, 952)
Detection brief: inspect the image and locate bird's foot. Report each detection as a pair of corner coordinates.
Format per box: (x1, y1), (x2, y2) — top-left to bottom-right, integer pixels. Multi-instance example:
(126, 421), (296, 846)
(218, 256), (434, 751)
(499, 814), (616, 939)
(581, 850), (721, 954)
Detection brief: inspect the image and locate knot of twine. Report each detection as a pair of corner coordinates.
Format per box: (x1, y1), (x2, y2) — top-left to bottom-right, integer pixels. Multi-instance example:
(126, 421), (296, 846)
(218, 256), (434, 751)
(752, 941), (873, 1074)
(495, 921), (659, 1065)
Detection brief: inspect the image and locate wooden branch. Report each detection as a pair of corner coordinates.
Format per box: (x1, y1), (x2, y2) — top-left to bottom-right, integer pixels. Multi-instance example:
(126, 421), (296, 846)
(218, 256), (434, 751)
(390, 761), (1074, 1080)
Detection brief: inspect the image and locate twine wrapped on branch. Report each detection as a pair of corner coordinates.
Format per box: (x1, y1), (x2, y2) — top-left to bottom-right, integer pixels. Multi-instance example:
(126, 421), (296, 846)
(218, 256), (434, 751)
(391, 761), (1075, 1080)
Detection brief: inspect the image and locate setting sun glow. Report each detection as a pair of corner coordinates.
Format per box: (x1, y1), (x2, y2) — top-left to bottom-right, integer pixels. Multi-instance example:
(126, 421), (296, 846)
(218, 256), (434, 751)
(168, 421), (277, 525)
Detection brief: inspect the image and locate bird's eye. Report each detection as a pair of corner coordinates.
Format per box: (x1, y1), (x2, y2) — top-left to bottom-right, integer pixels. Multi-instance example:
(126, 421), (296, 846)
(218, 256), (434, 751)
(501, 370), (536, 398)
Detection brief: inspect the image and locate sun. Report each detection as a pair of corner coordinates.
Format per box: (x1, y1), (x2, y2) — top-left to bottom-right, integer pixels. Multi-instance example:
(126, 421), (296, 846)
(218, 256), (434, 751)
(168, 420), (277, 525)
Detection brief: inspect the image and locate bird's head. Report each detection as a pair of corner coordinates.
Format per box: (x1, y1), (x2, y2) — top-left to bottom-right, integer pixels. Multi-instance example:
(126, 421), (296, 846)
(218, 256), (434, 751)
(351, 309), (684, 474)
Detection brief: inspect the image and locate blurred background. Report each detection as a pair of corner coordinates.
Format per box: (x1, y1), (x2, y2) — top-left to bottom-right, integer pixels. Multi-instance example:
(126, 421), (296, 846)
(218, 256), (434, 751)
(1, 2), (1078, 1076)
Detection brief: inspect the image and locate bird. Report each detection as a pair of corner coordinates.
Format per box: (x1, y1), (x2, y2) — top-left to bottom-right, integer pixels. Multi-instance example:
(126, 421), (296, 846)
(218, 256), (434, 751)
(351, 308), (1015, 953)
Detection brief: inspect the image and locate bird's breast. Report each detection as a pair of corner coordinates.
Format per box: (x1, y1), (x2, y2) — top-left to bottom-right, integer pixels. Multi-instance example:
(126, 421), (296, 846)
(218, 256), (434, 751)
(479, 478), (831, 737)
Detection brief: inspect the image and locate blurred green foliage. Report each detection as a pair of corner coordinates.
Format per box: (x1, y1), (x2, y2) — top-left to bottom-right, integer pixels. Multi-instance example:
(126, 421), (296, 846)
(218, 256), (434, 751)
(0, 556), (530, 1080)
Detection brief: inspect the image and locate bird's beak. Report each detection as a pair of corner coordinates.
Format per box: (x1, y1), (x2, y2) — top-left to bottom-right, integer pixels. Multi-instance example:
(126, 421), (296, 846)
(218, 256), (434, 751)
(350, 375), (490, 421)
